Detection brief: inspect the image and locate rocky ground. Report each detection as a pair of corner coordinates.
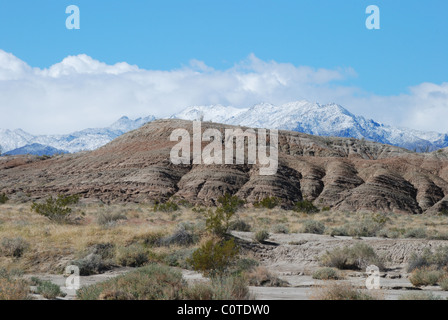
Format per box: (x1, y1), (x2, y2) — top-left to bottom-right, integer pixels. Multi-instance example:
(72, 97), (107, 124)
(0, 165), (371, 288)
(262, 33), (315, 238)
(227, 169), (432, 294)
(25, 232), (448, 300)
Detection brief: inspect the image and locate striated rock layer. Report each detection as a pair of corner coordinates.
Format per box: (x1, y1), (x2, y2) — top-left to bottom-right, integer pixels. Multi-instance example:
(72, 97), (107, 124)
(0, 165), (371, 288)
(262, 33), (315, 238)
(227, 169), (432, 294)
(1, 119), (448, 214)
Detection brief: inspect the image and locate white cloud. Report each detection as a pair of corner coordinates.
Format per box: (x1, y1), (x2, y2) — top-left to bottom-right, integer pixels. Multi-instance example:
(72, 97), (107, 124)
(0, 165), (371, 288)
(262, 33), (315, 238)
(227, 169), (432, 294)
(0, 49), (446, 134)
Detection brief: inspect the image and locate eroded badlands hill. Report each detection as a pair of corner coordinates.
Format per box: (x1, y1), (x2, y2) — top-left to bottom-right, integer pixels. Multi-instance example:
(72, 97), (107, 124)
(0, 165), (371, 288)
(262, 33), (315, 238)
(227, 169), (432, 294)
(1, 120), (448, 214)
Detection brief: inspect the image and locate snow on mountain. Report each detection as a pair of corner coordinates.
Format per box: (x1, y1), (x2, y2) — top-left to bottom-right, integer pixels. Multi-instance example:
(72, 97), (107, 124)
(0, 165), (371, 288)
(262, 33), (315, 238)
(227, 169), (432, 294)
(172, 100), (448, 152)
(171, 105), (247, 123)
(0, 115), (155, 155)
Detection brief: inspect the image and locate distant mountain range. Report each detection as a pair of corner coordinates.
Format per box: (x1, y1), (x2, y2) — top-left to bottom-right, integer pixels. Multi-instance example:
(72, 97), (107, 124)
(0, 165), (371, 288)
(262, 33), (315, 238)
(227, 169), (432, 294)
(171, 101), (448, 152)
(0, 116), (155, 155)
(1, 100), (448, 156)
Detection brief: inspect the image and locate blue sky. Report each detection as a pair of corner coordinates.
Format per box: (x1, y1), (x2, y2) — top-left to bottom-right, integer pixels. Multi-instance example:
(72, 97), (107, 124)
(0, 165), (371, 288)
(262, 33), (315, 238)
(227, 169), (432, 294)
(1, 0), (447, 95)
(0, 0), (447, 134)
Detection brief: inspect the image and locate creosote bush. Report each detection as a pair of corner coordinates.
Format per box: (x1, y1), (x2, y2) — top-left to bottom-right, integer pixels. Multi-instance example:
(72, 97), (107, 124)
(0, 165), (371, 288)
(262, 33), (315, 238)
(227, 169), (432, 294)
(409, 267), (444, 287)
(0, 193), (9, 204)
(31, 194), (80, 223)
(33, 278), (66, 299)
(293, 200), (319, 214)
(312, 267), (341, 280)
(301, 220), (325, 234)
(188, 238), (239, 277)
(253, 230), (270, 243)
(153, 201), (179, 213)
(320, 243), (385, 271)
(1, 237), (29, 258)
(254, 197), (280, 209)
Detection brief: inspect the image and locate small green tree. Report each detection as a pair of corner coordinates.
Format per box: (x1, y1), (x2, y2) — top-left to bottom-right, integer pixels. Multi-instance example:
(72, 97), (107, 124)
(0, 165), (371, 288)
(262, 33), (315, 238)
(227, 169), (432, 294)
(0, 193), (9, 204)
(293, 199), (319, 214)
(205, 194), (245, 237)
(188, 238), (239, 277)
(31, 194), (80, 223)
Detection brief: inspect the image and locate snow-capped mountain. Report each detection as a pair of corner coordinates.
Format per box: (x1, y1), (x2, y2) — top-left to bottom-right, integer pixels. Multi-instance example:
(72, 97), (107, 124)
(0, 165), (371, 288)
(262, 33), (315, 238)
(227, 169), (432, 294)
(0, 115), (155, 155)
(171, 101), (448, 152)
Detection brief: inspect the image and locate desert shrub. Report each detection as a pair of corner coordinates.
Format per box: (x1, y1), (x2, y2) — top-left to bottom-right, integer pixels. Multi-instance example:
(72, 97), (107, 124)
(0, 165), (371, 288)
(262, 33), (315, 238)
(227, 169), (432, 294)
(312, 267), (341, 280)
(377, 228), (401, 239)
(347, 216), (385, 237)
(233, 258), (259, 274)
(311, 282), (377, 300)
(407, 246), (448, 272)
(320, 243), (385, 270)
(71, 254), (109, 276)
(399, 292), (443, 300)
(321, 206), (331, 212)
(136, 231), (166, 247)
(164, 248), (195, 269)
(293, 200), (319, 214)
(439, 276), (448, 291)
(185, 276), (251, 300)
(116, 244), (149, 267)
(1, 237), (29, 258)
(0, 269), (30, 300)
(77, 264), (185, 300)
(254, 197), (280, 209)
(217, 193), (245, 215)
(271, 223), (289, 234)
(159, 227), (196, 247)
(96, 211), (127, 227)
(0, 193), (8, 204)
(301, 220), (325, 235)
(253, 230), (270, 243)
(205, 209), (233, 237)
(229, 219), (251, 232)
(245, 267), (288, 287)
(330, 226), (350, 237)
(153, 201), (179, 213)
(71, 243), (116, 275)
(404, 228), (427, 239)
(35, 280), (66, 299)
(409, 267), (444, 287)
(188, 238), (239, 277)
(31, 194), (79, 223)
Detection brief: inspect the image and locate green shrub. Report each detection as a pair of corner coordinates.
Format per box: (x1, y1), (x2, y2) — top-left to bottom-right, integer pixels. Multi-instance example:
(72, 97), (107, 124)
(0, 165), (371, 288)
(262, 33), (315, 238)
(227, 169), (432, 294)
(164, 248), (195, 269)
(409, 267), (444, 287)
(271, 224), (289, 234)
(0, 193), (8, 204)
(312, 267), (341, 280)
(31, 194), (79, 223)
(217, 193), (245, 214)
(185, 275), (251, 300)
(229, 219), (252, 232)
(253, 230), (270, 243)
(301, 220), (325, 234)
(1, 237), (29, 258)
(311, 282), (377, 300)
(116, 244), (149, 267)
(407, 246), (448, 272)
(96, 211), (127, 227)
(205, 207), (236, 237)
(293, 200), (319, 214)
(404, 228), (427, 239)
(153, 201), (179, 213)
(77, 264), (185, 300)
(35, 280), (66, 299)
(245, 266), (288, 287)
(330, 226), (350, 237)
(188, 238), (239, 277)
(233, 258), (259, 274)
(254, 197), (280, 209)
(439, 276), (448, 291)
(320, 243), (385, 270)
(0, 270), (30, 300)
